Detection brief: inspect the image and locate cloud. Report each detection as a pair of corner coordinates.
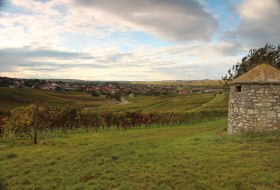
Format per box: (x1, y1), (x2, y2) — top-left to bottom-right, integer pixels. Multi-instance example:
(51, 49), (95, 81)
(0, 40), (240, 80)
(11, 0), (62, 17)
(1, 0), (219, 49)
(72, 0), (218, 41)
(0, 48), (83, 59)
(0, 0), (108, 49)
(0, 13), (64, 48)
(232, 0), (280, 47)
(0, 0), (247, 80)
(0, 48), (103, 76)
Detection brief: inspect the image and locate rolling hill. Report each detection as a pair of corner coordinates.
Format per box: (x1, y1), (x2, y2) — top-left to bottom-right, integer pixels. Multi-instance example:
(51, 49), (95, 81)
(0, 87), (116, 109)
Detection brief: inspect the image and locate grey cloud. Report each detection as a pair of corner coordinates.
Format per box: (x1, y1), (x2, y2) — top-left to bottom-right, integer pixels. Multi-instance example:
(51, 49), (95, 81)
(23, 61), (106, 69)
(230, 0), (280, 47)
(155, 63), (230, 80)
(210, 42), (243, 56)
(0, 48), (84, 59)
(237, 22), (280, 47)
(0, 48), (105, 73)
(74, 0), (218, 41)
(0, 44), (235, 80)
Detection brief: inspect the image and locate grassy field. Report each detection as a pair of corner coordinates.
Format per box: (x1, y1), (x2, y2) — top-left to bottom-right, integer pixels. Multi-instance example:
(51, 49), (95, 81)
(0, 119), (279, 190)
(0, 87), (116, 109)
(94, 93), (228, 113)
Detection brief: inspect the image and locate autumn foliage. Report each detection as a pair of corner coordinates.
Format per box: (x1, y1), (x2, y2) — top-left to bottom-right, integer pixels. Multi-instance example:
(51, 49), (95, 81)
(0, 104), (227, 144)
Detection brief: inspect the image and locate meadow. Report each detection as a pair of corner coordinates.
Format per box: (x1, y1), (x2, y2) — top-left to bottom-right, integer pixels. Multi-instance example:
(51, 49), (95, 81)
(1, 119), (280, 190)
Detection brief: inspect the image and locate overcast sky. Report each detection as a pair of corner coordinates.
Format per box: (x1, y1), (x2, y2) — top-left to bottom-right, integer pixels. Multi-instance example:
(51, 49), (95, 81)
(0, 0), (279, 80)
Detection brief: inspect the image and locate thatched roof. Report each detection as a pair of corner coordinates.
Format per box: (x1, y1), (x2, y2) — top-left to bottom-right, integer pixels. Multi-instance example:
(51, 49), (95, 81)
(229, 64), (280, 85)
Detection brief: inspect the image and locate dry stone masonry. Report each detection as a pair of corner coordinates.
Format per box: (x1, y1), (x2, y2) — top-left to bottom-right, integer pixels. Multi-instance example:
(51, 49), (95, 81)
(228, 64), (280, 133)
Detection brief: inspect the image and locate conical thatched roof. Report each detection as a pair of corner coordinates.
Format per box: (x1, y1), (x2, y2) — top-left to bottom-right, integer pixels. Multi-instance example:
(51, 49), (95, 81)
(229, 64), (280, 85)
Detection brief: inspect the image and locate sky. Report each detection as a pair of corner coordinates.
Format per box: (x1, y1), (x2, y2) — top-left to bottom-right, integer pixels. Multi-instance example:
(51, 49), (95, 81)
(0, 0), (279, 81)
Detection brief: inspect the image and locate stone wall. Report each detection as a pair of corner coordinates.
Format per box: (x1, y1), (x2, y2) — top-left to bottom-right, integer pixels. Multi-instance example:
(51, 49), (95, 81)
(228, 83), (280, 133)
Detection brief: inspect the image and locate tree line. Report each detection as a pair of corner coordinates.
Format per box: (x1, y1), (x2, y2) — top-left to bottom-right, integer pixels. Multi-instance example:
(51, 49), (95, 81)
(0, 104), (227, 144)
(223, 44), (280, 81)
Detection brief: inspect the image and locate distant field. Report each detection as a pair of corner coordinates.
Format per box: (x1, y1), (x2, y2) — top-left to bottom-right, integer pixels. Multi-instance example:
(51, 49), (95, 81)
(131, 80), (224, 86)
(1, 119), (279, 190)
(0, 87), (228, 112)
(0, 87), (116, 109)
(94, 93), (229, 113)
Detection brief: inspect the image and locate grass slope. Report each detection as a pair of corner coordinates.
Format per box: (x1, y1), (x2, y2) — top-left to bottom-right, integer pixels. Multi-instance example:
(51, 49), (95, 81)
(95, 93), (228, 113)
(0, 87), (116, 109)
(1, 119), (279, 190)
(191, 93), (228, 112)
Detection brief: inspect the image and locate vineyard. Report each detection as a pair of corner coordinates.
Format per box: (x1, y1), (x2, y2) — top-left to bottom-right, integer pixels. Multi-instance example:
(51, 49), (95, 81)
(0, 87), (228, 111)
(0, 88), (279, 189)
(0, 88), (229, 144)
(0, 104), (227, 144)
(1, 119), (280, 189)
(0, 87), (116, 109)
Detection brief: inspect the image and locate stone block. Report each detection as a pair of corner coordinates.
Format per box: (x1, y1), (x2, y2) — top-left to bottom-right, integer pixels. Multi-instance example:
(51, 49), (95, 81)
(248, 110), (254, 114)
(267, 111), (276, 118)
(270, 99), (277, 103)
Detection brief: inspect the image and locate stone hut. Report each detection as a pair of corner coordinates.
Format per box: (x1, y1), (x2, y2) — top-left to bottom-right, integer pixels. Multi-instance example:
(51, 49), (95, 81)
(228, 64), (280, 133)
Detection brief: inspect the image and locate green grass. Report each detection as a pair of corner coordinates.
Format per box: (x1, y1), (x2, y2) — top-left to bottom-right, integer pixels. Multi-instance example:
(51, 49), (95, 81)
(1, 119), (279, 190)
(95, 93), (229, 113)
(191, 93), (229, 112)
(0, 87), (116, 109)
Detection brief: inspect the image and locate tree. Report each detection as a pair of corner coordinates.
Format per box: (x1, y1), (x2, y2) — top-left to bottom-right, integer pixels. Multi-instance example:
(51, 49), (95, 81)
(223, 44), (280, 81)
(114, 91), (122, 101)
(91, 90), (100, 97)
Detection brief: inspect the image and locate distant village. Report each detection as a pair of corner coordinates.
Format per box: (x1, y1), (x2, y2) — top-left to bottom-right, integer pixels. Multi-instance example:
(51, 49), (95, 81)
(0, 77), (224, 97)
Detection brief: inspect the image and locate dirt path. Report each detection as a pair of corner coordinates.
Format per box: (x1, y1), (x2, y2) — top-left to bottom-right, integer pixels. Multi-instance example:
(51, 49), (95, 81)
(120, 97), (130, 105)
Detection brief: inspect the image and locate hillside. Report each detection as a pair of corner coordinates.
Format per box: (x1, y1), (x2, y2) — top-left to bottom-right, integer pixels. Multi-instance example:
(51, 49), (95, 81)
(1, 119), (279, 189)
(0, 87), (116, 109)
(94, 93), (228, 113)
(0, 87), (228, 112)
